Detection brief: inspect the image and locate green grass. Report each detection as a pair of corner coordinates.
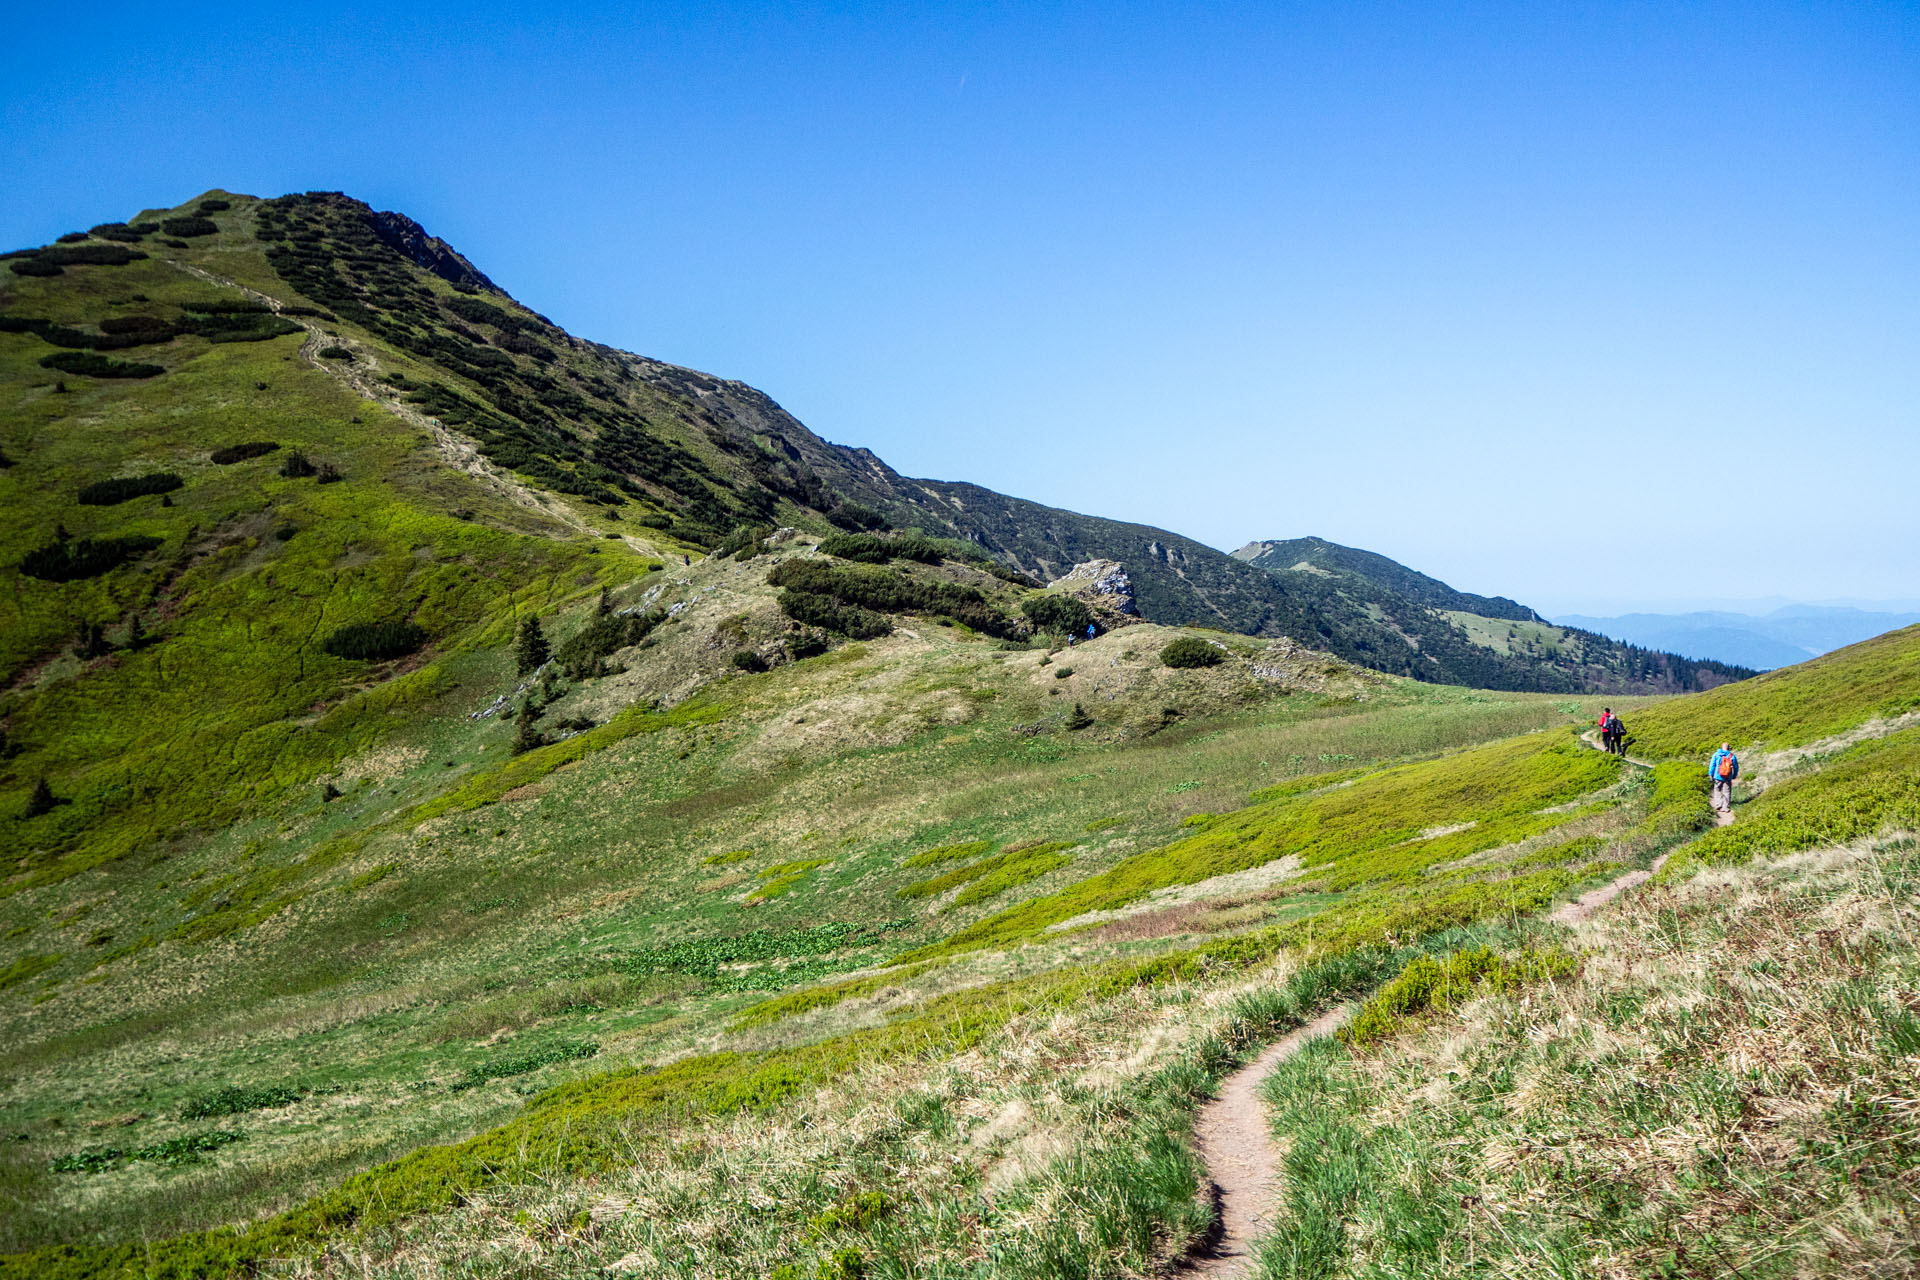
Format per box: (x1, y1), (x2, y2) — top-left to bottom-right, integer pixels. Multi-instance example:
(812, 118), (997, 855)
(1628, 624), (1920, 758)
(897, 842), (1076, 902)
(1252, 836), (1920, 1279)
(1665, 728), (1920, 874)
(901, 732), (1618, 960)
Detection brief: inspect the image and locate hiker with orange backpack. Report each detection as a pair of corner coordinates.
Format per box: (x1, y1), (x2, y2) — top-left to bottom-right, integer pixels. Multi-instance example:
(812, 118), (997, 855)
(1707, 741), (1739, 817)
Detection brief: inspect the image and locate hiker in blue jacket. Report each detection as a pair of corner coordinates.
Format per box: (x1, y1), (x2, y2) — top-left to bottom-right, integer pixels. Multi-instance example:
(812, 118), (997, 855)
(1707, 741), (1739, 818)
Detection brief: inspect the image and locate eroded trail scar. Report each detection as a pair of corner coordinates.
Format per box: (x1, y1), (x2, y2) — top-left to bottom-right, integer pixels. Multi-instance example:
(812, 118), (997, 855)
(1187, 1004), (1353, 1277)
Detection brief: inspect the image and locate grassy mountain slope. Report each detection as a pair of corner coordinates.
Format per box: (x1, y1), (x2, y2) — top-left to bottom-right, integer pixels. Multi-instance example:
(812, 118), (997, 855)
(3, 598), (1906, 1277)
(3, 190), (1908, 1277)
(1235, 533), (1755, 694)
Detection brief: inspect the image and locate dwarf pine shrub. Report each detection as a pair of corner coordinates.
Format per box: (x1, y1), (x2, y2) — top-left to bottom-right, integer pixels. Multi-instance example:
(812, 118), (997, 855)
(20, 533), (163, 581)
(161, 215), (219, 237)
(210, 441), (279, 464)
(77, 472), (183, 505)
(320, 622), (426, 661)
(39, 351), (163, 378)
(1161, 637), (1225, 668)
(1023, 593), (1093, 636)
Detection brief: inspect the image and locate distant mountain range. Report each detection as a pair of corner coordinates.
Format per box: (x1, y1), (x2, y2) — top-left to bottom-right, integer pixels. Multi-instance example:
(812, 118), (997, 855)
(1551, 606), (1920, 671)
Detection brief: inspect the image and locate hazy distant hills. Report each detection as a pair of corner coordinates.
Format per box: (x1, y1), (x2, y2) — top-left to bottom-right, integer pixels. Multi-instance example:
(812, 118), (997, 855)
(1553, 606), (1920, 671)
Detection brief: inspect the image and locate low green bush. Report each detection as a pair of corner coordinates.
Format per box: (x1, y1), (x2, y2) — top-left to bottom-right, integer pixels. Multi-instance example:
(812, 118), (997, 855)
(180, 1085), (302, 1120)
(1023, 593), (1093, 636)
(196, 199), (232, 212)
(733, 650), (770, 673)
(1341, 945), (1575, 1045)
(768, 559), (1020, 638)
(1161, 637), (1225, 668)
(161, 215), (219, 237)
(38, 351), (163, 378)
(320, 622), (427, 661)
(77, 473), (183, 506)
(317, 345), (353, 360)
(450, 1040), (598, 1092)
(19, 534), (163, 582)
(210, 441), (280, 464)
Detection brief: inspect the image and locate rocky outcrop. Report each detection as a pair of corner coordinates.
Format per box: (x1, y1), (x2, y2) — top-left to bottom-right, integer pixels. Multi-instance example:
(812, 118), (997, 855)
(1048, 559), (1140, 628)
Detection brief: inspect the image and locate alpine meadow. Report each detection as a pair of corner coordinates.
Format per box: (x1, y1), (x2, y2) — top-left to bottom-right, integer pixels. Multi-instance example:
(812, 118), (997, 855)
(1, 190), (1916, 1280)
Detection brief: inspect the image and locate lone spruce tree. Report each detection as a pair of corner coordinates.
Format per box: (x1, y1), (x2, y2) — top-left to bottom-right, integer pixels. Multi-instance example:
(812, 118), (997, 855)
(514, 616), (550, 675)
(596, 585), (613, 617)
(24, 778), (56, 818)
(511, 700), (544, 756)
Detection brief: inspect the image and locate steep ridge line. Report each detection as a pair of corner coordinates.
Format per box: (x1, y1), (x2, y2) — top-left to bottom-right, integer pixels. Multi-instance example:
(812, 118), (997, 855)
(162, 258), (648, 550)
(1187, 1004), (1354, 1277)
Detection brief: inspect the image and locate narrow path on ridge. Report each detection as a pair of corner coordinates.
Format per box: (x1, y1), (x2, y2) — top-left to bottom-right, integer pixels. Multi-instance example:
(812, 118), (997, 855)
(1182, 722), (1710, 1273)
(161, 258), (663, 552)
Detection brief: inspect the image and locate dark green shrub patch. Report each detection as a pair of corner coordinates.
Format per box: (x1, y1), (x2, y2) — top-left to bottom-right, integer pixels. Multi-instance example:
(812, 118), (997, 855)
(51, 1130), (243, 1174)
(161, 216), (219, 237)
(450, 1040), (599, 1092)
(787, 629), (831, 659)
(733, 650), (770, 673)
(180, 300), (271, 314)
(717, 523), (774, 560)
(1161, 637), (1226, 668)
(817, 532), (946, 565)
(280, 450), (319, 478)
(210, 441), (279, 464)
(767, 558), (1021, 638)
(826, 501), (889, 532)
(777, 589), (893, 639)
(180, 1085), (303, 1120)
(10, 243), (149, 275)
(38, 351), (163, 378)
(89, 223), (148, 242)
(1023, 593), (1094, 636)
(20, 534), (163, 581)
(317, 345), (353, 360)
(196, 199), (232, 212)
(554, 611), (657, 679)
(78, 473), (183, 506)
(98, 314), (181, 343)
(320, 622), (427, 661)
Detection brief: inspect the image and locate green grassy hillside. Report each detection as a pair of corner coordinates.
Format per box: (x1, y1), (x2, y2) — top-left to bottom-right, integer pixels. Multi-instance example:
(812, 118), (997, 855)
(1, 596), (1902, 1278)
(2, 191), (1914, 1278)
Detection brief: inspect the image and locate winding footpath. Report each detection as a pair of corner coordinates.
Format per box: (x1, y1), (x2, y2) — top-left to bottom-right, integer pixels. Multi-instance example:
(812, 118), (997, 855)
(1183, 726), (1704, 1274)
(1187, 1005), (1354, 1276)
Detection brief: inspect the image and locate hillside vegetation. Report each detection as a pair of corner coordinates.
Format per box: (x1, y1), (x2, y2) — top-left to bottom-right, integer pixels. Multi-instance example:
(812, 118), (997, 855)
(1, 191), (1914, 1279)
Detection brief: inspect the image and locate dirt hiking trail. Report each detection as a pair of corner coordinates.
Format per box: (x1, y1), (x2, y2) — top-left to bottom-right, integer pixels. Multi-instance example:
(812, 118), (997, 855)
(1187, 1004), (1353, 1276)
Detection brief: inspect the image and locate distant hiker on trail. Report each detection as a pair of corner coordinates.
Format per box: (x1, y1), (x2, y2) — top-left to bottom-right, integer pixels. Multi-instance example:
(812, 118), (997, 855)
(1606, 713), (1628, 756)
(1598, 708), (1619, 755)
(1087, 622), (1097, 643)
(1708, 741), (1739, 818)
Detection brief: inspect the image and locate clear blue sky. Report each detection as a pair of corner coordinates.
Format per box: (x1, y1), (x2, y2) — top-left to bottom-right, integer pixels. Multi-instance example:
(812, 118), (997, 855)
(5, 2), (1915, 613)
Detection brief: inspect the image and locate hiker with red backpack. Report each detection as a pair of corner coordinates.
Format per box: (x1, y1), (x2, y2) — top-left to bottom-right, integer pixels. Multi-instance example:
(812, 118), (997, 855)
(1707, 741), (1739, 817)
(1598, 708), (1625, 755)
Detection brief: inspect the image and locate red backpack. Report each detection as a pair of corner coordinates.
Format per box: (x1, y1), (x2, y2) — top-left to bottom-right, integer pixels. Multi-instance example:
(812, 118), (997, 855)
(1717, 753), (1734, 779)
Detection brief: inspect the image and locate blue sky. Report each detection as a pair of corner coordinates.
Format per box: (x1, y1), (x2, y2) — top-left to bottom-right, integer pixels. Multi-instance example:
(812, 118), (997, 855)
(4, 1), (1915, 613)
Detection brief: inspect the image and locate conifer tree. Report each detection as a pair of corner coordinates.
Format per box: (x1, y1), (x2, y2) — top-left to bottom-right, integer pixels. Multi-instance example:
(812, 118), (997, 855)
(511, 700), (544, 756)
(24, 778), (56, 818)
(124, 614), (145, 650)
(514, 616), (549, 674)
(74, 622), (107, 659)
(596, 585), (613, 617)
